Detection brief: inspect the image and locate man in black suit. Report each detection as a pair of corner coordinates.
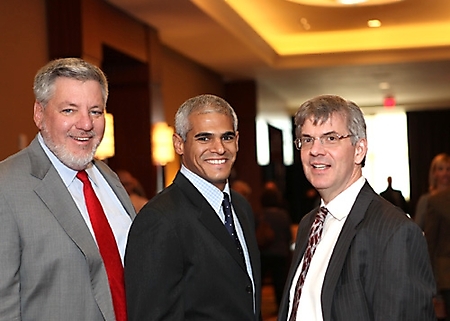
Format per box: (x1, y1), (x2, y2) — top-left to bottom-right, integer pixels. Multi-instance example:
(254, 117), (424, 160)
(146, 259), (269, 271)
(125, 94), (261, 320)
(380, 176), (408, 213)
(278, 95), (435, 321)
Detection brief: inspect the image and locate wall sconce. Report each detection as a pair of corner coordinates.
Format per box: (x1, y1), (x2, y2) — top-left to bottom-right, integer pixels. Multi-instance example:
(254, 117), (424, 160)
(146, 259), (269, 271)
(95, 112), (115, 160)
(152, 122), (175, 192)
(152, 122), (175, 166)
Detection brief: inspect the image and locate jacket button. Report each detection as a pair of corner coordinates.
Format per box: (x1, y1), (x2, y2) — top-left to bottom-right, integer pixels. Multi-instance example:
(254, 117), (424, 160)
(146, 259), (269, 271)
(246, 285), (252, 293)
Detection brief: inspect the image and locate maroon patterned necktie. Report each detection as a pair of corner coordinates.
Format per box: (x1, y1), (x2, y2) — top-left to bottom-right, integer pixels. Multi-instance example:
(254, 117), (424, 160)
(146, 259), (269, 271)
(289, 206), (328, 321)
(77, 170), (127, 321)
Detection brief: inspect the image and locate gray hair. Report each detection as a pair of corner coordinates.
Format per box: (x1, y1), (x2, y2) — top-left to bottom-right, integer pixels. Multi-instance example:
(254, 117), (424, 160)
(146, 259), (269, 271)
(294, 94), (367, 166)
(294, 94), (366, 145)
(174, 94), (238, 141)
(33, 58), (108, 107)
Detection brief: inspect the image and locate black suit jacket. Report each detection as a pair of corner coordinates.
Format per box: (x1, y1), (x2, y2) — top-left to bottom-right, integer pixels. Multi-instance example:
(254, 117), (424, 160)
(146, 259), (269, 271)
(125, 171), (261, 321)
(278, 182), (436, 321)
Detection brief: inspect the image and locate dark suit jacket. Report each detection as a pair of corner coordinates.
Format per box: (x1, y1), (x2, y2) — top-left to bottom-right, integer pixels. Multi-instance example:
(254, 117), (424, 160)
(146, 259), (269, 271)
(125, 171), (261, 321)
(425, 187), (450, 290)
(0, 136), (136, 320)
(278, 182), (436, 321)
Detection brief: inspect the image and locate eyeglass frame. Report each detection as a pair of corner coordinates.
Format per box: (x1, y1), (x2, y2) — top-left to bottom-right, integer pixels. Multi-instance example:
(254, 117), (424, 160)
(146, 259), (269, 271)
(294, 133), (353, 150)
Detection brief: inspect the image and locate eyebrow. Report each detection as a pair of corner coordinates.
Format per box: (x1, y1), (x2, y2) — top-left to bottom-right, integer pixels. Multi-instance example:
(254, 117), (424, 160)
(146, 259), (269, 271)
(193, 131), (236, 139)
(301, 130), (337, 137)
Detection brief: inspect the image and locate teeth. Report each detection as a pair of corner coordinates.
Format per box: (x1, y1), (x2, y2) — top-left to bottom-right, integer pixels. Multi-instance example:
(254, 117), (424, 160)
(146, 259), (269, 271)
(313, 164), (327, 169)
(208, 159), (226, 165)
(75, 137), (90, 141)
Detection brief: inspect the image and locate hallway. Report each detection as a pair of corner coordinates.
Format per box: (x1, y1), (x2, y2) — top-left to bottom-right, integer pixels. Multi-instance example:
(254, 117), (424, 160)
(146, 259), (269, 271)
(261, 283), (278, 321)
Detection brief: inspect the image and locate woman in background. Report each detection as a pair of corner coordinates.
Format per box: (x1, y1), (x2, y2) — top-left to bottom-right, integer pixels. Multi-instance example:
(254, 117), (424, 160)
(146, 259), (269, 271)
(415, 153), (450, 230)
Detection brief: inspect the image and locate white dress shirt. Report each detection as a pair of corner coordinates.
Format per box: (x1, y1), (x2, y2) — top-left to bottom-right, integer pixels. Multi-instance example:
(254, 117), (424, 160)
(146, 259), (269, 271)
(288, 176), (366, 320)
(38, 134), (132, 264)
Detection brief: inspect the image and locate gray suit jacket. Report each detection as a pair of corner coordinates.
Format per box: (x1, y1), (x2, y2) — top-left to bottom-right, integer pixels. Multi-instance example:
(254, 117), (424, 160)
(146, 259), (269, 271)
(278, 182), (436, 321)
(125, 171), (261, 320)
(0, 136), (136, 321)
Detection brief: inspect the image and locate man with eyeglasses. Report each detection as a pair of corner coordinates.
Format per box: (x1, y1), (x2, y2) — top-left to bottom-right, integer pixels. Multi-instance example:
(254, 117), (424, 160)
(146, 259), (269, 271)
(278, 95), (436, 321)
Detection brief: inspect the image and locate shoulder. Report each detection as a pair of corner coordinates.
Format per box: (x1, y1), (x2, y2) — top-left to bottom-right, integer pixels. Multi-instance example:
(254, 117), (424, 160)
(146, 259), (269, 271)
(354, 183), (412, 227)
(427, 188), (450, 210)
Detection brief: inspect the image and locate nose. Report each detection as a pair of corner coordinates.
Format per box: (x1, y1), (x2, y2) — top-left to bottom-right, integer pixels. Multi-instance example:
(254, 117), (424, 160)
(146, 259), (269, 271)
(76, 110), (95, 131)
(308, 137), (325, 156)
(210, 137), (225, 154)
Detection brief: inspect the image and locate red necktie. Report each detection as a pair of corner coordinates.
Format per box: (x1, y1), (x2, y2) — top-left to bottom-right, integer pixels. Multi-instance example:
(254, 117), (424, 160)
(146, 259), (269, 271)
(77, 170), (127, 321)
(289, 206), (328, 321)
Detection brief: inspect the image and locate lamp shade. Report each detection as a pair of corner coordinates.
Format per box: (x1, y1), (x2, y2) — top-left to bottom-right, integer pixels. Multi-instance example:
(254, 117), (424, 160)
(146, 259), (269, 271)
(95, 112), (115, 160)
(152, 122), (175, 166)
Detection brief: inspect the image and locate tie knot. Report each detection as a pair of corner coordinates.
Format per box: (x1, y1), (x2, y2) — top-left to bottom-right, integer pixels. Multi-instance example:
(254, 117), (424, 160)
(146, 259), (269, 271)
(318, 206), (328, 222)
(76, 170), (89, 183)
(223, 192), (230, 202)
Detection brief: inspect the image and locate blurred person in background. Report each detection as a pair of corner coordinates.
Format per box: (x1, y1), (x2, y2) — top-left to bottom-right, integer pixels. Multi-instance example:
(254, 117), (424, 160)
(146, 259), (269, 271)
(258, 183), (292, 313)
(380, 176), (408, 213)
(415, 153), (450, 230)
(117, 169), (148, 212)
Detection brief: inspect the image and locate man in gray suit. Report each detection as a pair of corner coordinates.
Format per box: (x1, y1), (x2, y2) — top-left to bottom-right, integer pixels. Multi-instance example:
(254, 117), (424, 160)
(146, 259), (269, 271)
(278, 95), (436, 320)
(125, 94), (261, 320)
(0, 58), (135, 320)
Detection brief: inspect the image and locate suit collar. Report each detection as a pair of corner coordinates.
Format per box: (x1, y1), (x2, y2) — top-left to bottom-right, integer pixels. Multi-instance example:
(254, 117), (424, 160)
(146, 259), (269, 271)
(27, 135), (133, 320)
(173, 172), (249, 270)
(321, 181), (375, 320)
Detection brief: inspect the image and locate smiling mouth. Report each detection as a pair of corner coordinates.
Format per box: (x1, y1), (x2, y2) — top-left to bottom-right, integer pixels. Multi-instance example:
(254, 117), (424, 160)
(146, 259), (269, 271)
(312, 164), (329, 169)
(207, 159), (226, 165)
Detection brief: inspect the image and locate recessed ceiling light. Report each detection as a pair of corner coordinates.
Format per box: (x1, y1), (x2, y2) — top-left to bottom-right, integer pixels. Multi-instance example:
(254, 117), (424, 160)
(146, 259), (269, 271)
(337, 0), (367, 4)
(299, 17), (311, 30)
(368, 19), (382, 28)
(379, 82), (390, 90)
(286, 0), (404, 7)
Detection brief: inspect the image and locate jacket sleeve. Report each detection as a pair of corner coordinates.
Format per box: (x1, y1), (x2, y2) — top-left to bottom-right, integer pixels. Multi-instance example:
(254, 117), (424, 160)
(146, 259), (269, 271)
(125, 207), (185, 321)
(0, 193), (22, 320)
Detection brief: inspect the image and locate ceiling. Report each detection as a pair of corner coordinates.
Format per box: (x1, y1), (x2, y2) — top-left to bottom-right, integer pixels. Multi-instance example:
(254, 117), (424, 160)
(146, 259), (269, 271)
(105, 0), (450, 114)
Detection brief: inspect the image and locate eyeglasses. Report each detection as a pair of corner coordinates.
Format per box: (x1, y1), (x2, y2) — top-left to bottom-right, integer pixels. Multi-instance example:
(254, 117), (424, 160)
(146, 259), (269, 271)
(294, 133), (353, 150)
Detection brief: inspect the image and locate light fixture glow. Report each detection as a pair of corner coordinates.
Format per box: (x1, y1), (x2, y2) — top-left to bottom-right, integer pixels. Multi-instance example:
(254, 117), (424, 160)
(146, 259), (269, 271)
(337, 0), (367, 5)
(368, 19), (382, 28)
(95, 112), (115, 160)
(286, 0), (404, 7)
(151, 122), (175, 166)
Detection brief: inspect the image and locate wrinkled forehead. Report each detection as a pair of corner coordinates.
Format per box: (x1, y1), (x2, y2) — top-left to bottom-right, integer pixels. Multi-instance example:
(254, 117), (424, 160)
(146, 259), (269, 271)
(301, 112), (348, 133)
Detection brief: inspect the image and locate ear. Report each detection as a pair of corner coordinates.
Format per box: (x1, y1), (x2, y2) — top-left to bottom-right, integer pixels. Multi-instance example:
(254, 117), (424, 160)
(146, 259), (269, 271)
(33, 101), (44, 129)
(235, 131), (239, 152)
(354, 137), (368, 165)
(173, 133), (184, 156)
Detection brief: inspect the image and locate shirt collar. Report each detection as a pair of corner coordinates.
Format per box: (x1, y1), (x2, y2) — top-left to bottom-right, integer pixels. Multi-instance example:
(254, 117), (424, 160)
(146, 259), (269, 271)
(37, 133), (95, 187)
(180, 164), (230, 214)
(321, 176), (366, 221)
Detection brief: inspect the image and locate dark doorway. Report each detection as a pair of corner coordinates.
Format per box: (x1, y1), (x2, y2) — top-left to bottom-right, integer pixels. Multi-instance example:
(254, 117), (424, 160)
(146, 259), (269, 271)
(102, 46), (156, 198)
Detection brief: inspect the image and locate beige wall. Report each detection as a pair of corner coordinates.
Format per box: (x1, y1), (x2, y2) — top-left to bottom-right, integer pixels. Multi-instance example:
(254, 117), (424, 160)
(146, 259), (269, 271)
(161, 46), (224, 184)
(0, 0), (225, 179)
(0, 0), (48, 160)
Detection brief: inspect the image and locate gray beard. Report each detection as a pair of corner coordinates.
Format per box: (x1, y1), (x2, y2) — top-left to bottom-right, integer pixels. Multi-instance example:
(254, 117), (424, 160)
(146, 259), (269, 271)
(40, 128), (99, 171)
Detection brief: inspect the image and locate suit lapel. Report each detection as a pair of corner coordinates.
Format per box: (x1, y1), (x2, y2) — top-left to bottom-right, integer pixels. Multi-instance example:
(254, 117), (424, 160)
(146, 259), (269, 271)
(232, 192), (259, 266)
(94, 159), (136, 220)
(321, 182), (374, 321)
(28, 137), (115, 321)
(174, 173), (248, 270)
